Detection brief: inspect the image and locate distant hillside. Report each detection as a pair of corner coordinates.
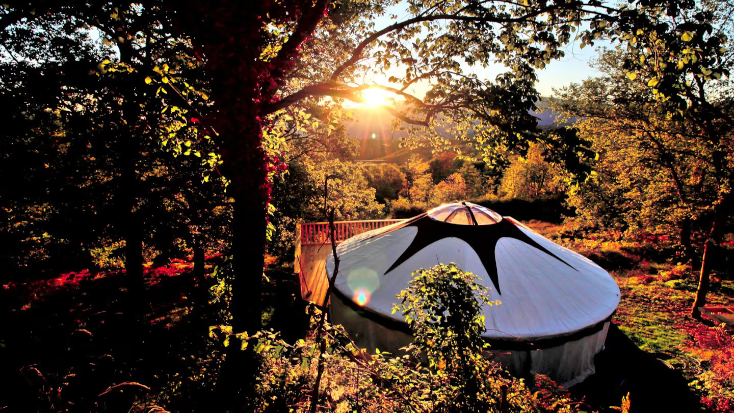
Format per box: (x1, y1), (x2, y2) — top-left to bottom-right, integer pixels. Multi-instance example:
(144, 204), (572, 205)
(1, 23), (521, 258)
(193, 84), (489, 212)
(345, 105), (574, 161)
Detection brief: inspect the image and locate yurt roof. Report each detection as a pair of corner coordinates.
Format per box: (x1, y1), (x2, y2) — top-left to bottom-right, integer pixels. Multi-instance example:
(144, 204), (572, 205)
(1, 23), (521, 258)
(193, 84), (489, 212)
(326, 202), (620, 343)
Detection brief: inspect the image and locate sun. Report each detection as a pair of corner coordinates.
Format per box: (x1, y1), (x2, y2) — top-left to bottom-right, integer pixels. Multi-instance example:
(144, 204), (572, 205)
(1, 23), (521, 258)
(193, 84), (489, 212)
(359, 88), (395, 107)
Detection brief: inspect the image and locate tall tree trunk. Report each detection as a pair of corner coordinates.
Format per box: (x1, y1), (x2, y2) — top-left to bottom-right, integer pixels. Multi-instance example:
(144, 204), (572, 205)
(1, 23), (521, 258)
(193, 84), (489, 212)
(214, 118), (270, 411)
(119, 118), (146, 316)
(691, 196), (730, 318)
(118, 28), (147, 317)
(125, 210), (145, 295)
(680, 217), (697, 271)
(193, 233), (206, 281)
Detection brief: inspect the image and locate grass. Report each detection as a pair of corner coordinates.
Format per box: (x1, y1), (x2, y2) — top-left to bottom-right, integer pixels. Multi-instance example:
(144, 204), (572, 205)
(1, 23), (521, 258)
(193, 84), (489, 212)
(525, 220), (734, 413)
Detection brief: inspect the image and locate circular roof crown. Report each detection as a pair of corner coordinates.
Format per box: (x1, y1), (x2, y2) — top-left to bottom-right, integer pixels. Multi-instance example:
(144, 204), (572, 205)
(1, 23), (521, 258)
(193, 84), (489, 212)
(427, 202), (502, 225)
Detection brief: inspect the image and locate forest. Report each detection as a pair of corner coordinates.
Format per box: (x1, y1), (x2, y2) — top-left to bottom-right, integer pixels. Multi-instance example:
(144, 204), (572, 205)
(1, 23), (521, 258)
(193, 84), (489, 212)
(1, 0), (733, 412)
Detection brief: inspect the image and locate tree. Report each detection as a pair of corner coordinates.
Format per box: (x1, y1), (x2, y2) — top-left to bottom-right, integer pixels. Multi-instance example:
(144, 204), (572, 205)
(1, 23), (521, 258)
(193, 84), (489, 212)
(552, 0), (734, 317)
(399, 155), (432, 205)
(167, 3), (733, 397)
(0, 2), (218, 309)
(431, 173), (468, 204)
(499, 142), (568, 200)
(456, 161), (487, 199)
(6, 0), (724, 405)
(362, 163), (406, 204)
(429, 152), (460, 184)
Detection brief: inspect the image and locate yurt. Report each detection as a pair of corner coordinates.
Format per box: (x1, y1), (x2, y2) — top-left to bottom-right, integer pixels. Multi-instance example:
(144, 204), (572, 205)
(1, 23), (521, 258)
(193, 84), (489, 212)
(326, 202), (620, 387)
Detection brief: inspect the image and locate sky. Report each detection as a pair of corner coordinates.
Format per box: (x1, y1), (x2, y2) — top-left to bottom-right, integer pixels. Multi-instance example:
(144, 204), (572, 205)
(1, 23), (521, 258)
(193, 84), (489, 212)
(352, 5), (612, 103)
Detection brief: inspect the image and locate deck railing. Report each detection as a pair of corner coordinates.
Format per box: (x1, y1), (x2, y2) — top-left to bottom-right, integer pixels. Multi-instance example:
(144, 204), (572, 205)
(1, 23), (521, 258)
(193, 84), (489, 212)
(298, 219), (405, 246)
(294, 218), (406, 303)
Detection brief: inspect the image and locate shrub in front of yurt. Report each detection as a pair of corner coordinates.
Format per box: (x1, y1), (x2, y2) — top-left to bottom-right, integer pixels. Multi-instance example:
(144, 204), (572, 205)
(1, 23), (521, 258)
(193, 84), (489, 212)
(394, 263), (575, 413)
(396, 263), (489, 376)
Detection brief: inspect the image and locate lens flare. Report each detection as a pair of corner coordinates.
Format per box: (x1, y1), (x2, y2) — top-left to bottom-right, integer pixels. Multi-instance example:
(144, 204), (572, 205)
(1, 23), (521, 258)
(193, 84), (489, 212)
(360, 88), (394, 107)
(354, 287), (370, 306)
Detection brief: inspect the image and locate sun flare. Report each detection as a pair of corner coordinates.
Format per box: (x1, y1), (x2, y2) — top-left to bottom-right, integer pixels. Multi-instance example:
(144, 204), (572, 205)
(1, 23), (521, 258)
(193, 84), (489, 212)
(359, 88), (395, 107)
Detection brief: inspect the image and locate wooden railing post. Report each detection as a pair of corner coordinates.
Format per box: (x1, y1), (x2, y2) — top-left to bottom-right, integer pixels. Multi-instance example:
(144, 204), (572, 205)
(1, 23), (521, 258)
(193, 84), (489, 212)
(294, 223), (302, 273)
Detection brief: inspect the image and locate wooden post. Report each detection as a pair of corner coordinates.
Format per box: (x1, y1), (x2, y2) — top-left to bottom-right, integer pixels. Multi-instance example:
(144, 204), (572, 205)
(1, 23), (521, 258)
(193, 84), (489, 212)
(294, 223), (302, 274)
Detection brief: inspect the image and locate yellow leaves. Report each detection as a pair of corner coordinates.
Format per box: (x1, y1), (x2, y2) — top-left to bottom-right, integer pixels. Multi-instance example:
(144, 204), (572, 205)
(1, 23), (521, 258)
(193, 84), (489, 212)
(194, 151), (201, 157)
(648, 77), (659, 87)
(701, 67), (713, 76)
(161, 76), (169, 84)
(626, 72), (637, 81)
(144, 76), (152, 84)
(681, 31), (694, 42)
(677, 60), (685, 70)
(97, 59), (111, 74)
(201, 93), (208, 101)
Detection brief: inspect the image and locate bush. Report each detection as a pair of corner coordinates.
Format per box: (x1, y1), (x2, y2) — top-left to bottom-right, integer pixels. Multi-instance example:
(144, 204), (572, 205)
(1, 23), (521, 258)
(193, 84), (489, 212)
(396, 262), (494, 412)
(389, 197), (430, 219)
(214, 266), (580, 412)
(472, 195), (573, 223)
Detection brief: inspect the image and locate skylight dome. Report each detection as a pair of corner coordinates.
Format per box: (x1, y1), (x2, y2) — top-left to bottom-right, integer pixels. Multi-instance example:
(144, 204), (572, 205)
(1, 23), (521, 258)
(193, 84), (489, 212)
(427, 201), (503, 225)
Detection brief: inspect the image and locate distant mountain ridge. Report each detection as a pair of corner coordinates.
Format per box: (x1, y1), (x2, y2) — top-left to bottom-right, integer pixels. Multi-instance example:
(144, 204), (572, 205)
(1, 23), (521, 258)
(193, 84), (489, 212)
(346, 105), (573, 160)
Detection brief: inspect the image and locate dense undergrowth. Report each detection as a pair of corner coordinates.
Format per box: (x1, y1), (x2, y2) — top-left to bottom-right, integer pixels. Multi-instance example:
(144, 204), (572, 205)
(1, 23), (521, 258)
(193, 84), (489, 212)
(1, 221), (732, 412)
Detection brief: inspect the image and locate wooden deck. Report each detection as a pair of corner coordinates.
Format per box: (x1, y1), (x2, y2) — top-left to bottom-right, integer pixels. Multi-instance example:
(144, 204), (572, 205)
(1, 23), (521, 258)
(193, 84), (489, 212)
(295, 219), (404, 305)
(700, 306), (734, 327)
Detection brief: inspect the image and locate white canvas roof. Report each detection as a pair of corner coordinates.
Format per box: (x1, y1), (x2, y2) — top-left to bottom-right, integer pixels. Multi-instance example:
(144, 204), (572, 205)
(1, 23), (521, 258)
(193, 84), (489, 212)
(326, 202), (620, 343)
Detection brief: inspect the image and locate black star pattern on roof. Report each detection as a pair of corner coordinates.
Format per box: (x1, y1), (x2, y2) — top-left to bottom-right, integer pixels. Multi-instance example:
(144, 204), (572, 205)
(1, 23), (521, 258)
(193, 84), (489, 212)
(378, 215), (577, 295)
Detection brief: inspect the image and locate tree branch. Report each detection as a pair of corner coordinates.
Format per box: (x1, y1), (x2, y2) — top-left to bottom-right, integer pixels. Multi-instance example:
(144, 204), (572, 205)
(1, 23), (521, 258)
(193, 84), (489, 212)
(329, 4), (611, 81)
(270, 0), (328, 84)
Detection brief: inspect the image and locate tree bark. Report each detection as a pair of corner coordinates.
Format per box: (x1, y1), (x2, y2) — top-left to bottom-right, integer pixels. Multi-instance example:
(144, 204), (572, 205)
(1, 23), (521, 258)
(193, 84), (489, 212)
(119, 100), (146, 318)
(214, 119), (270, 411)
(193, 234), (206, 281)
(680, 217), (697, 271)
(691, 195), (730, 318)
